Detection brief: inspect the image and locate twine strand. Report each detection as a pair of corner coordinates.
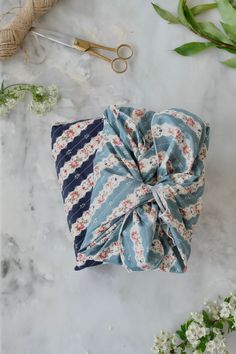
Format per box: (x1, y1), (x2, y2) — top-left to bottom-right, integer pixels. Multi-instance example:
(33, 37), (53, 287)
(0, 0), (58, 59)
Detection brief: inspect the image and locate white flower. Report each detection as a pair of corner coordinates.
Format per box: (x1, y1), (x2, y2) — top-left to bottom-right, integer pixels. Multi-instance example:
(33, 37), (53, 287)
(29, 85), (59, 115)
(220, 307), (230, 319)
(191, 338), (200, 348)
(152, 331), (174, 353)
(0, 87), (25, 116)
(171, 333), (178, 347)
(220, 302), (231, 319)
(206, 340), (216, 352)
(0, 83), (58, 116)
(152, 293), (236, 354)
(186, 322), (207, 348)
(191, 312), (204, 325)
(205, 301), (220, 320)
(205, 332), (227, 353)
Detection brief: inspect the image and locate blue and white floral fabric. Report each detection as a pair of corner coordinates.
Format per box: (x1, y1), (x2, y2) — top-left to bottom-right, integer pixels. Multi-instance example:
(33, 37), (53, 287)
(51, 106), (209, 272)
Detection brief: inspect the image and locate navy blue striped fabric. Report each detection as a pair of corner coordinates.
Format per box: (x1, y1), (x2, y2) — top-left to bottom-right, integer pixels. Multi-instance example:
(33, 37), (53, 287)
(55, 119), (104, 174)
(62, 153), (96, 200)
(51, 118), (104, 270)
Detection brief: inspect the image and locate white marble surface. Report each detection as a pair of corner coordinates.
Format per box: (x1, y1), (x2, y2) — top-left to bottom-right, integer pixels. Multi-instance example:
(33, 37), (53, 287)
(1, 0), (236, 353)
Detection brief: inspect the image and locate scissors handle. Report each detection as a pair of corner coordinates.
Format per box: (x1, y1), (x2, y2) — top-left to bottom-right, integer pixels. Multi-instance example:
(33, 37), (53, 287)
(73, 38), (133, 73)
(116, 44), (133, 60)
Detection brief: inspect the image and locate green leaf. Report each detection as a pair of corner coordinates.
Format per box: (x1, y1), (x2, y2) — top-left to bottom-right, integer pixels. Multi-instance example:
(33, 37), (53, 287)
(179, 342), (186, 350)
(222, 56), (236, 66)
(202, 310), (212, 327)
(178, 0), (192, 29)
(221, 22), (236, 42)
(152, 3), (180, 24)
(176, 329), (186, 340)
(214, 320), (224, 329)
(217, 45), (236, 53)
(216, 0), (236, 25)
(174, 41), (214, 56)
(183, 5), (203, 32)
(196, 338), (207, 352)
(198, 21), (233, 44)
(191, 3), (217, 16)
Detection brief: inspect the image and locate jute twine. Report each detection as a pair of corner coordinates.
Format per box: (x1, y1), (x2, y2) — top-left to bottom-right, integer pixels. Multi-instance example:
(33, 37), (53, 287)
(0, 0), (58, 60)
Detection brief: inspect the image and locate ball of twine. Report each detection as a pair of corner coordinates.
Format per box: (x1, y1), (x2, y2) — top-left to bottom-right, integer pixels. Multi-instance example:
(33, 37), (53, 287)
(0, 0), (58, 60)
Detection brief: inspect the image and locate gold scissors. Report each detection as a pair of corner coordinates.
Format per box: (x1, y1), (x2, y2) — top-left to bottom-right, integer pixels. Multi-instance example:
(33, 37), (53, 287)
(31, 27), (133, 74)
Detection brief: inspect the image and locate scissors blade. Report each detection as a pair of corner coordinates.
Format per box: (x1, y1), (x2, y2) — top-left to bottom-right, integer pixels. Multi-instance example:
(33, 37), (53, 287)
(31, 27), (75, 48)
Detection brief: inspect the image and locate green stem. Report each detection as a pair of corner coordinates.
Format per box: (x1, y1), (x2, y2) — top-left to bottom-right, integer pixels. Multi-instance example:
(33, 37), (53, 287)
(190, 27), (236, 50)
(2, 83), (43, 92)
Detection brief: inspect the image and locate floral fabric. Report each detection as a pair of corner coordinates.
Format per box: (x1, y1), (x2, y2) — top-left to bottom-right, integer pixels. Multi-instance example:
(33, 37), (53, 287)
(51, 106), (209, 272)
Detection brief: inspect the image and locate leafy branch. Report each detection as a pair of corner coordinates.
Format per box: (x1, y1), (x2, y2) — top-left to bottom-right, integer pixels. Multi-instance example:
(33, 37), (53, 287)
(152, 0), (236, 68)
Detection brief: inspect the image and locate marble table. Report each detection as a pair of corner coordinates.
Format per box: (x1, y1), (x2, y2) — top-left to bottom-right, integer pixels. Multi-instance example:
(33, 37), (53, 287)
(1, 0), (236, 353)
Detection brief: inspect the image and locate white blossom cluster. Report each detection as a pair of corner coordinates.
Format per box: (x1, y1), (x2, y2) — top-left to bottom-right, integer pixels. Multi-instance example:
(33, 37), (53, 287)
(152, 293), (236, 354)
(152, 331), (179, 353)
(186, 320), (207, 349)
(0, 87), (25, 115)
(29, 85), (59, 115)
(0, 83), (59, 116)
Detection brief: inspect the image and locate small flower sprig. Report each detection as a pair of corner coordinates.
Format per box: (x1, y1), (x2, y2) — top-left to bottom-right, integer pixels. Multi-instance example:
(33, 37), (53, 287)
(0, 81), (59, 116)
(152, 292), (236, 354)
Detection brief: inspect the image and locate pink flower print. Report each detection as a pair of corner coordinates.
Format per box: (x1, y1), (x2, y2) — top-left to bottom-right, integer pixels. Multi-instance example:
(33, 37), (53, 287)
(76, 222), (85, 231)
(179, 208), (187, 217)
(186, 117), (195, 127)
(113, 241), (120, 248)
(71, 191), (79, 201)
(98, 196), (105, 203)
(141, 185), (149, 194)
(168, 127), (174, 135)
(157, 152), (164, 163)
(125, 123), (134, 135)
(131, 231), (138, 241)
(89, 241), (97, 247)
(76, 253), (86, 262)
(123, 200), (132, 210)
(178, 224), (186, 234)
(138, 262), (149, 270)
(98, 225), (108, 233)
(182, 145), (190, 155)
(138, 162), (145, 170)
(66, 129), (75, 138)
(98, 251), (108, 260)
(133, 109), (145, 118)
(70, 161), (79, 168)
(112, 137), (122, 146)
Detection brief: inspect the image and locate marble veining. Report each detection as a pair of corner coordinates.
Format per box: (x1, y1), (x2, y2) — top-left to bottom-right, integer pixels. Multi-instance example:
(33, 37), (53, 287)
(1, 0), (236, 353)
